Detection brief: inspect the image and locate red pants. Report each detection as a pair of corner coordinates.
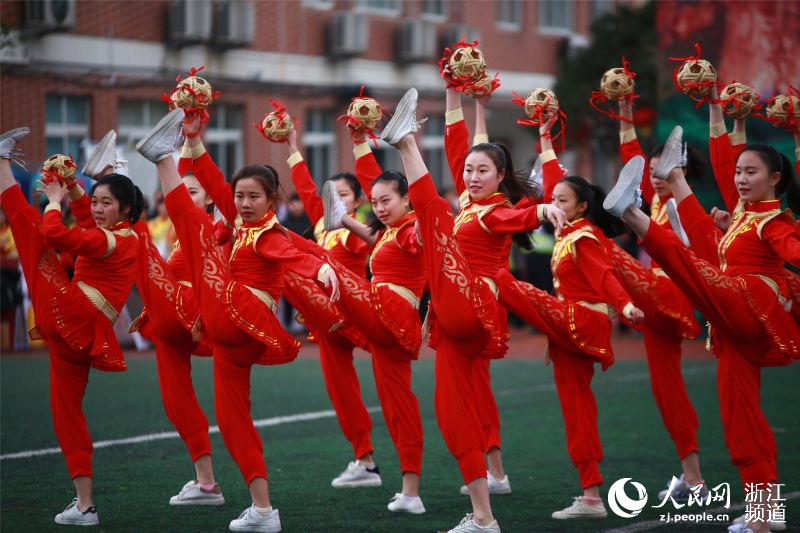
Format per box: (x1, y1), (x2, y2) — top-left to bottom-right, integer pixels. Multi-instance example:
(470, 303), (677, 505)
(642, 221), (779, 493)
(473, 359), (501, 453)
(165, 185), (279, 485)
(409, 175), (492, 484)
(1, 185), (93, 479)
(333, 265), (424, 474)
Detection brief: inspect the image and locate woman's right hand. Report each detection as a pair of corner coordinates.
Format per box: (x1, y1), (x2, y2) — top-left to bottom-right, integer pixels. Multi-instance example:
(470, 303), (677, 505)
(540, 204), (568, 232)
(710, 207), (732, 233)
(182, 112), (203, 139)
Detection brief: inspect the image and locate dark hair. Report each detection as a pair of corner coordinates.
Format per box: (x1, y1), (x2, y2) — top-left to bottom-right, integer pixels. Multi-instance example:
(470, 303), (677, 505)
(367, 170), (410, 234)
(231, 164), (280, 202)
(468, 142), (537, 249)
(740, 144), (800, 212)
(330, 172), (362, 199)
(181, 171), (215, 214)
(650, 144), (706, 181)
(91, 173), (144, 223)
(559, 176), (625, 238)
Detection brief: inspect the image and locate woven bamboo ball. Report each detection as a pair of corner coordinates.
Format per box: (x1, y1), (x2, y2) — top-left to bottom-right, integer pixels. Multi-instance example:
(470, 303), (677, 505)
(261, 111), (295, 142)
(600, 67), (635, 100)
(170, 75), (215, 110)
(41, 154), (76, 184)
(719, 82), (757, 119)
(676, 59), (717, 97)
(463, 74), (493, 98)
(766, 94), (800, 126)
(524, 89), (559, 120)
(346, 97), (383, 131)
(449, 45), (487, 82)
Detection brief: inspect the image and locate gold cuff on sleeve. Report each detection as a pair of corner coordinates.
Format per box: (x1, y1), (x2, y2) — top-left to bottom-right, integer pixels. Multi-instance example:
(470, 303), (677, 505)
(353, 142), (372, 159)
(445, 108), (464, 126)
(709, 122), (727, 139)
(287, 151), (304, 168)
(536, 204), (548, 223)
(180, 144), (192, 158)
(473, 133), (489, 146)
(190, 142), (206, 159)
(619, 129), (637, 144)
(45, 201), (62, 213)
(730, 131), (746, 146)
(540, 149), (557, 164)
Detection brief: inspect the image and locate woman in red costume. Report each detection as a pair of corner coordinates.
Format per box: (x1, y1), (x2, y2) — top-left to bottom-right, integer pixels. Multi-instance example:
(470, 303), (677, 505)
(604, 135), (800, 533)
(0, 128), (142, 527)
(379, 88), (566, 533)
(135, 108), (339, 533)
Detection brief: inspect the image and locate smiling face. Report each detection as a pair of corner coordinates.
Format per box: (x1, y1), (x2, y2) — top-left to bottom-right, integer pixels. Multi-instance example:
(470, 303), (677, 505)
(91, 184), (128, 228)
(464, 151), (504, 201)
(234, 177), (272, 223)
(735, 150), (780, 203)
(371, 180), (410, 226)
(182, 174), (212, 211)
(551, 181), (587, 223)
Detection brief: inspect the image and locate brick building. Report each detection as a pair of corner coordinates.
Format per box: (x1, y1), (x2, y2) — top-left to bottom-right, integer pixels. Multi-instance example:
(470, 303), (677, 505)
(1, 0), (613, 200)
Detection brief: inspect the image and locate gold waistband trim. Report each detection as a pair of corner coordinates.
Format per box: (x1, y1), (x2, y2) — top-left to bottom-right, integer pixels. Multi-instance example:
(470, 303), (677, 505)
(245, 285), (278, 314)
(480, 276), (499, 299)
(755, 275), (791, 311)
(576, 300), (612, 317)
(652, 268), (667, 278)
(375, 282), (420, 309)
(78, 281), (119, 323)
(178, 280), (192, 287)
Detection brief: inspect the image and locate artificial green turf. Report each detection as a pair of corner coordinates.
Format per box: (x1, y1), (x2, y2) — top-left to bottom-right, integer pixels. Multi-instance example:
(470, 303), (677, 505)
(1, 351), (798, 532)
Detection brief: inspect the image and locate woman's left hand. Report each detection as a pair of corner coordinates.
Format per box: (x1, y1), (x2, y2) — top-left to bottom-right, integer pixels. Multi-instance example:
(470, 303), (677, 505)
(39, 179), (67, 204)
(321, 267), (340, 302)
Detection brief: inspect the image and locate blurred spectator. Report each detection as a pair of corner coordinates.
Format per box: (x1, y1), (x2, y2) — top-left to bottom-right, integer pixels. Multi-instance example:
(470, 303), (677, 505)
(442, 188), (460, 214)
(148, 192), (175, 258)
(0, 207), (22, 351)
(280, 193), (311, 236)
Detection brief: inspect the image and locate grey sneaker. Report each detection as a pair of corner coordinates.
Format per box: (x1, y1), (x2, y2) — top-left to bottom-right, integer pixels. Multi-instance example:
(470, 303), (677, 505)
(460, 471), (512, 495)
(169, 479), (225, 506)
(54, 498), (99, 526)
(136, 108), (185, 163)
(229, 505), (281, 533)
(447, 513), (500, 533)
(82, 130), (117, 178)
(653, 125), (687, 180)
(331, 460), (382, 488)
(380, 88), (426, 146)
(665, 198), (690, 246)
(322, 180), (347, 232)
(604, 155), (645, 217)
(0, 127), (30, 159)
(551, 496), (608, 519)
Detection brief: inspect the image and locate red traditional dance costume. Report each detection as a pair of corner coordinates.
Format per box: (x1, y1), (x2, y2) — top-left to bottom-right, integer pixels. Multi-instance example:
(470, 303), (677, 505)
(284, 149), (375, 461)
(496, 218), (635, 488)
(641, 196), (800, 495)
(169, 145), (331, 485)
(442, 107), (512, 459)
(0, 185), (138, 478)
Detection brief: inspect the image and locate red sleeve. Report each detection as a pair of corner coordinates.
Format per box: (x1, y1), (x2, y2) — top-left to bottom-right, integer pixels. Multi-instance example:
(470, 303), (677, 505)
(344, 230), (371, 254)
(42, 209), (114, 258)
(619, 138), (655, 206)
(574, 237), (632, 313)
(178, 155), (193, 176)
(191, 152), (237, 223)
(353, 143), (383, 201)
(70, 194), (96, 229)
(396, 223), (422, 256)
(255, 228), (326, 278)
(676, 195), (722, 266)
(709, 133), (740, 213)
(762, 216), (800, 268)
(289, 159), (323, 225)
(541, 153), (562, 204)
(482, 204), (541, 234)
(445, 118), (469, 195)
(287, 229), (328, 259)
(214, 220), (233, 246)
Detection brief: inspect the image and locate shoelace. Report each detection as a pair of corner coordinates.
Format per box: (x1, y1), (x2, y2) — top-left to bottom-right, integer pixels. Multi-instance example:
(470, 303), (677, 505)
(114, 157), (129, 169)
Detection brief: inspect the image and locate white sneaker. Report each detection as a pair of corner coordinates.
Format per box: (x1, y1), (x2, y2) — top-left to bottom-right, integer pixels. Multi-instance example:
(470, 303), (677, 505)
(0, 127), (30, 159)
(551, 496), (608, 519)
(447, 513), (501, 533)
(322, 180), (347, 231)
(653, 125), (687, 180)
(380, 88), (427, 146)
(732, 512), (787, 531)
(331, 460), (382, 488)
(460, 471), (512, 495)
(387, 493), (426, 514)
(114, 156), (130, 176)
(229, 505), (281, 533)
(727, 525), (755, 533)
(666, 198), (690, 246)
(136, 108), (185, 163)
(169, 479), (225, 506)
(54, 498), (99, 526)
(82, 130), (117, 178)
(657, 474), (708, 504)
(604, 155), (645, 217)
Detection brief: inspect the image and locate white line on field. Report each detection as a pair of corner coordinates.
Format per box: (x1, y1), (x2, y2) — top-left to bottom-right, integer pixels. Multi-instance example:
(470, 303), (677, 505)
(0, 362), (716, 461)
(602, 491), (800, 533)
(0, 407), (382, 461)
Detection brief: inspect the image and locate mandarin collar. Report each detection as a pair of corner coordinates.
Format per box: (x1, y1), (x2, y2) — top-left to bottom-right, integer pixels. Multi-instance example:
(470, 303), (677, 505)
(559, 217), (591, 237)
(388, 211), (416, 229)
(467, 192), (507, 207)
(241, 209), (275, 228)
(743, 199), (781, 213)
(108, 220), (131, 231)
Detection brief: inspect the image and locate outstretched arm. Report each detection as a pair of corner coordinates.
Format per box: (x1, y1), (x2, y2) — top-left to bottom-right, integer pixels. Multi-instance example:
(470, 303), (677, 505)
(285, 129), (324, 225)
(444, 87), (469, 195)
(341, 215), (378, 246)
(473, 93), (490, 146)
(708, 87), (740, 212)
(617, 98), (655, 206)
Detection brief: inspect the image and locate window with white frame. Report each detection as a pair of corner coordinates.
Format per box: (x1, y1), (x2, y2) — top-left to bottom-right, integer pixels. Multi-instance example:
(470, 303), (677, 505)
(301, 0), (334, 9)
(357, 0), (401, 16)
(304, 109), (337, 186)
(45, 95), (89, 166)
(205, 105), (244, 179)
(496, 0), (522, 30)
(421, 0), (447, 20)
(539, 0), (574, 32)
(420, 115), (449, 191)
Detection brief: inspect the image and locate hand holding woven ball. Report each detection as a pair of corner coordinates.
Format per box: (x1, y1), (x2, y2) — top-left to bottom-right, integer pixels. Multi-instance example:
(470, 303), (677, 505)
(261, 111), (295, 142)
(600, 67), (635, 100)
(346, 97), (383, 132)
(524, 89), (559, 121)
(170, 75), (215, 111)
(719, 82), (757, 119)
(41, 154), (77, 185)
(766, 94), (800, 128)
(449, 45), (487, 83)
(676, 59), (717, 97)
(463, 74), (494, 98)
